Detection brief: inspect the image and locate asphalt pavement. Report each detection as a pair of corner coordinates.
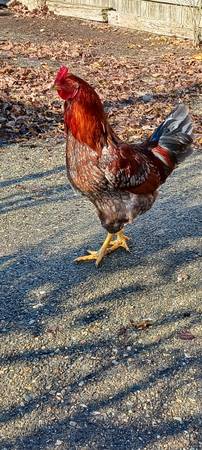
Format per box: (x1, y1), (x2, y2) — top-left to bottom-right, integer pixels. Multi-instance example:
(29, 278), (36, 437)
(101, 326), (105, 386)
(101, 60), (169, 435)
(0, 138), (201, 449)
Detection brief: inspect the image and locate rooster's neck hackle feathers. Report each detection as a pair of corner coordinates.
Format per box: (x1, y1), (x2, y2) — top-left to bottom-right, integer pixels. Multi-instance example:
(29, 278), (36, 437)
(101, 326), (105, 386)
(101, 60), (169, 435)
(65, 76), (108, 152)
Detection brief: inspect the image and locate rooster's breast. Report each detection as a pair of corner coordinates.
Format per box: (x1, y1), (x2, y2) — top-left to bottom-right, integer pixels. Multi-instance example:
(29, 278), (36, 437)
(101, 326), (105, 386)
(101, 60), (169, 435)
(66, 132), (105, 195)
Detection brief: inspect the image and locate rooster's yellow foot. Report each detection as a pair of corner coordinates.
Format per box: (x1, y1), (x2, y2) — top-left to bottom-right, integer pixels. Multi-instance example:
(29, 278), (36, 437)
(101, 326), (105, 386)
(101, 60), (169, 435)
(75, 250), (104, 265)
(75, 230), (130, 266)
(75, 233), (113, 266)
(108, 230), (130, 253)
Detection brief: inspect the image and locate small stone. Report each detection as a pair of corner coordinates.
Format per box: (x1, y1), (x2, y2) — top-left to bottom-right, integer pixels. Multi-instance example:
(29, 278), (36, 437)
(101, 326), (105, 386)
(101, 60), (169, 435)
(91, 411), (101, 416)
(177, 272), (189, 282)
(174, 416), (183, 423)
(29, 319), (35, 324)
(23, 394), (33, 402)
(56, 392), (63, 398)
(184, 352), (192, 358)
(32, 303), (43, 309)
(78, 381), (84, 387)
(112, 348), (118, 354)
(69, 421), (77, 427)
(126, 401), (133, 407)
(142, 94), (153, 103)
(127, 346), (132, 351)
(55, 440), (63, 447)
(61, 389), (66, 395)
(122, 416), (128, 423)
(112, 360), (119, 365)
(107, 408), (114, 417)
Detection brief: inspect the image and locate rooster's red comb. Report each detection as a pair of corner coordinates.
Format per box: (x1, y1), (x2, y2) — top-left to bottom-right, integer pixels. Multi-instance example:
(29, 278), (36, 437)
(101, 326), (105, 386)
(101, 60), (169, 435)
(55, 66), (69, 83)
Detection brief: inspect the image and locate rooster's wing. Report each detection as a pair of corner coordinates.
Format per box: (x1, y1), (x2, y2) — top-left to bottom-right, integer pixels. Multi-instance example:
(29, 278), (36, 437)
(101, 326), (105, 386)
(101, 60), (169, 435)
(100, 143), (162, 195)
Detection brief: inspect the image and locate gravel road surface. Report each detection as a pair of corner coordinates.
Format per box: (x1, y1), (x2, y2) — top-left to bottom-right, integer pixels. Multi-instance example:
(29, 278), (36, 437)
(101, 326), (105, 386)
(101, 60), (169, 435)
(0, 9), (201, 450)
(0, 140), (201, 450)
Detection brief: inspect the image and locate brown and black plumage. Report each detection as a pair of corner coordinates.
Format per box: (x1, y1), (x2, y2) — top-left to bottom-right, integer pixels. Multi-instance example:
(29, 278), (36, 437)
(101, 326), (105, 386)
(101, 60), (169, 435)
(54, 66), (193, 265)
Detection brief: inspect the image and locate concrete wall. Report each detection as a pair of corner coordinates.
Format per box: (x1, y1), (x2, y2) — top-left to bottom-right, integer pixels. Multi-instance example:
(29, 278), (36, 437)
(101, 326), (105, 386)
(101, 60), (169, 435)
(16, 0), (202, 41)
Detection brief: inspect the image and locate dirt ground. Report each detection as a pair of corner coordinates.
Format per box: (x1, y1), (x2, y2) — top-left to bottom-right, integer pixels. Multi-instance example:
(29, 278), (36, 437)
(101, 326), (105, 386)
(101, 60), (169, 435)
(0, 6), (198, 57)
(0, 6), (202, 450)
(0, 5), (201, 145)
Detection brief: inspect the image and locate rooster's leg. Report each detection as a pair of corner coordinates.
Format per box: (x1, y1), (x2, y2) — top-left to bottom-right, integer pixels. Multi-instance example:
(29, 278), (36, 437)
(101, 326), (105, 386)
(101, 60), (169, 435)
(75, 233), (113, 266)
(108, 229), (130, 253)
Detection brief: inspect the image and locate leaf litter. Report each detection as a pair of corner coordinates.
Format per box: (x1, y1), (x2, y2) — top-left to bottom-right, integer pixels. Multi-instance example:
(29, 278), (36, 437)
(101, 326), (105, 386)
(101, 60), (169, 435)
(178, 329), (196, 341)
(0, 6), (201, 146)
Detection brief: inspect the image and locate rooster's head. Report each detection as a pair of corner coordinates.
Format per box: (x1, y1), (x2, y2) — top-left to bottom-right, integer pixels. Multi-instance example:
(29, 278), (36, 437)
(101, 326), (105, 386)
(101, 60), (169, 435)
(54, 66), (79, 101)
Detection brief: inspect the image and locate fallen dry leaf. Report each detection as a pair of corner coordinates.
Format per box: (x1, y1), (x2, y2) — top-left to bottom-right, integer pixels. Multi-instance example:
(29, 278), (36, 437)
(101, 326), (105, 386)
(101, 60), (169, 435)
(178, 329), (196, 340)
(196, 136), (202, 146)
(118, 319), (153, 335)
(132, 319), (153, 330)
(0, 14), (201, 145)
(177, 273), (190, 282)
(193, 52), (202, 61)
(118, 326), (128, 336)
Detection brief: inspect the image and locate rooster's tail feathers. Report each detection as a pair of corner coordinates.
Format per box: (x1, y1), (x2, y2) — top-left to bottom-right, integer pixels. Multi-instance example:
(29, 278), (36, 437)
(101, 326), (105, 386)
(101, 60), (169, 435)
(150, 104), (193, 167)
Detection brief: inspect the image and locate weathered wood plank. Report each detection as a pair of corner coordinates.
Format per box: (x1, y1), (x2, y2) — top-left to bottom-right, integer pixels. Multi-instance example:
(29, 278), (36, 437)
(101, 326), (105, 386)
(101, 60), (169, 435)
(108, 1), (201, 40)
(109, 10), (194, 38)
(47, 0), (110, 21)
(61, 0), (116, 6)
(17, 0), (202, 41)
(148, 0), (201, 6)
(17, 0), (46, 10)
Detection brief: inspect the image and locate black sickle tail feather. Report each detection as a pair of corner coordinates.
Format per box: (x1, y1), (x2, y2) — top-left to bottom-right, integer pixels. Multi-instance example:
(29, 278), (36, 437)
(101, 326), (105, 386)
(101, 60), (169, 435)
(149, 104), (193, 168)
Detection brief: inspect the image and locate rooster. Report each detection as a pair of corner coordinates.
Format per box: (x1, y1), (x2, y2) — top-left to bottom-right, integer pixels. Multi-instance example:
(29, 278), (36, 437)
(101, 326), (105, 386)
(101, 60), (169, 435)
(54, 66), (193, 266)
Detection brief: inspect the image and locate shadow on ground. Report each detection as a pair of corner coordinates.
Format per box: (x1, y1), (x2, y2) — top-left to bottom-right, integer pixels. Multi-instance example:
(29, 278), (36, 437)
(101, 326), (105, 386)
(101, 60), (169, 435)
(0, 149), (201, 448)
